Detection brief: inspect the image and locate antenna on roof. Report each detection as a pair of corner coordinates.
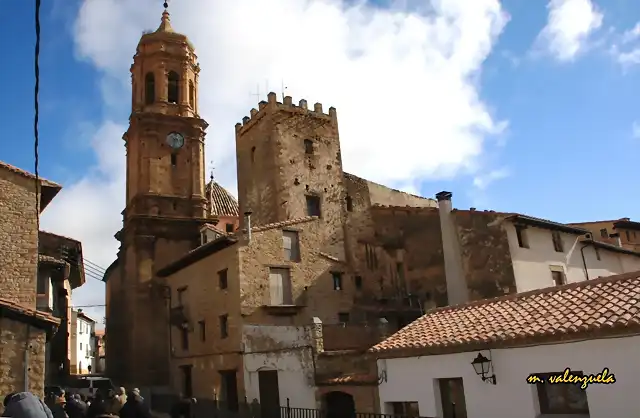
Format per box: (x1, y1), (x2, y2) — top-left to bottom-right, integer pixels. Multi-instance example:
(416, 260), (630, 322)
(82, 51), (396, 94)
(249, 84), (261, 101)
(163, 0), (169, 9)
(209, 161), (215, 181)
(281, 80), (288, 101)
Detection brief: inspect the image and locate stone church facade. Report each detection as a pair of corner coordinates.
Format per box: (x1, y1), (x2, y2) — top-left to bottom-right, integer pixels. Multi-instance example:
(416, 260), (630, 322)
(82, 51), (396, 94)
(104, 8), (520, 408)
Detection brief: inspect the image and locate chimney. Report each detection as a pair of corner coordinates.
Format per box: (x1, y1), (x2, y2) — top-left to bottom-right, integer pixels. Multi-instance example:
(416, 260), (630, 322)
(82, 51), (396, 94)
(435, 191), (469, 305)
(244, 210), (253, 242)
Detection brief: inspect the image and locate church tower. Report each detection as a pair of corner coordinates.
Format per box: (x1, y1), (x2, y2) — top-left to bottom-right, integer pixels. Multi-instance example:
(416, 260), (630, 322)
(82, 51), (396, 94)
(106, 6), (213, 386)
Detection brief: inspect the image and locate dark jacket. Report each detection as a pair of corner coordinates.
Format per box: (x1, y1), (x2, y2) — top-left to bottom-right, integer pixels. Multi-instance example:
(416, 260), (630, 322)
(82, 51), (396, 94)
(170, 399), (193, 418)
(65, 398), (87, 418)
(85, 398), (108, 418)
(118, 396), (150, 418)
(2, 392), (54, 418)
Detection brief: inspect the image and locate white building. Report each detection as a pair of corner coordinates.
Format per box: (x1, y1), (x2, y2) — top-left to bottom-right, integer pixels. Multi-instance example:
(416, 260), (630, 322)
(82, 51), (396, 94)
(502, 214), (640, 292)
(70, 309), (96, 375)
(372, 271), (640, 418)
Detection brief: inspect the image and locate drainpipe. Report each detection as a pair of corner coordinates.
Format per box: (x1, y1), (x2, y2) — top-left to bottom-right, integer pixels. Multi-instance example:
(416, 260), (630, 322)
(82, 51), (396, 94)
(244, 211), (253, 242)
(24, 324), (31, 391)
(580, 244), (590, 281)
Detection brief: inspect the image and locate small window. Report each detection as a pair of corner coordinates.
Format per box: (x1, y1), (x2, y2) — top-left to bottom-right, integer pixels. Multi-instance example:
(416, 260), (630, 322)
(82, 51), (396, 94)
(189, 80), (195, 107)
(515, 225), (529, 248)
(626, 230), (631, 242)
(168, 71), (180, 104)
(600, 228), (608, 238)
(389, 402), (419, 418)
(306, 195), (321, 217)
(535, 372), (589, 414)
(332, 272), (343, 290)
(283, 230), (300, 262)
(201, 232), (208, 245)
(80, 343), (83, 350)
(198, 320), (206, 342)
(594, 247), (601, 261)
(180, 327), (189, 350)
(345, 195), (353, 212)
(144, 72), (155, 105)
(304, 139), (313, 154)
(269, 268), (293, 305)
(171, 154), (177, 166)
(251, 146), (256, 163)
(177, 287), (187, 305)
(219, 315), (228, 339)
(551, 270), (566, 286)
(338, 312), (350, 324)
(354, 275), (363, 290)
(551, 231), (563, 252)
(225, 223), (234, 233)
(218, 269), (228, 290)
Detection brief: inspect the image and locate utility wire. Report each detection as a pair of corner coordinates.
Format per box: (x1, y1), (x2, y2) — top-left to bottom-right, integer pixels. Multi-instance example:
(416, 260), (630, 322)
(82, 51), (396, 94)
(34, 0), (41, 245)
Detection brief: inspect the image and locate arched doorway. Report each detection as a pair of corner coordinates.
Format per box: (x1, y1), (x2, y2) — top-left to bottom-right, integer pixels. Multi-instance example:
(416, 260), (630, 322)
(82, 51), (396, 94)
(324, 391), (355, 418)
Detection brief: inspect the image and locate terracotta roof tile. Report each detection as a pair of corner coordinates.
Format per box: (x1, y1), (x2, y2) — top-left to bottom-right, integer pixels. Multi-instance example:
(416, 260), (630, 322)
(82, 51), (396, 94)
(0, 297), (60, 326)
(206, 179), (239, 217)
(252, 216), (318, 232)
(0, 161), (61, 189)
(370, 271), (640, 356)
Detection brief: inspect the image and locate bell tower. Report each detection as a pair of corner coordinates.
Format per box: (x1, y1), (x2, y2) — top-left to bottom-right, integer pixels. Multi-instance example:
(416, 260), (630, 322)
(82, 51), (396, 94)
(107, 4), (214, 387)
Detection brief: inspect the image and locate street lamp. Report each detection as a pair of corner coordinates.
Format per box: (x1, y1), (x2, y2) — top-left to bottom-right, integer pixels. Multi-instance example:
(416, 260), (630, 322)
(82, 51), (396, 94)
(471, 353), (497, 384)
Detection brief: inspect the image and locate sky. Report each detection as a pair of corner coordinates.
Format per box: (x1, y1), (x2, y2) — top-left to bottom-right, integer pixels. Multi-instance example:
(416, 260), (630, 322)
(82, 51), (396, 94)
(2, 0), (640, 324)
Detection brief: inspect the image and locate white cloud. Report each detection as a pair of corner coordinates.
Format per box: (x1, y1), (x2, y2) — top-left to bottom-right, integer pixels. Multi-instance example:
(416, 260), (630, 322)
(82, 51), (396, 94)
(41, 0), (510, 316)
(611, 23), (640, 68)
(535, 0), (603, 62)
(473, 168), (509, 190)
(633, 121), (640, 139)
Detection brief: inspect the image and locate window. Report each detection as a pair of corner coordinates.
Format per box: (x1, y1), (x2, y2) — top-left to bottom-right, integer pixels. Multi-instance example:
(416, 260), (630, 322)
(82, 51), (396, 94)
(535, 372), (589, 415)
(551, 231), (563, 252)
(345, 195), (353, 212)
(177, 286), (187, 305)
(600, 228), (608, 238)
(168, 71), (180, 104)
(189, 80), (195, 107)
(251, 146), (256, 163)
(283, 230), (300, 262)
(198, 320), (206, 342)
(354, 275), (363, 290)
(304, 139), (313, 154)
(144, 72), (155, 104)
(218, 269), (228, 290)
(180, 327), (189, 350)
(594, 247), (601, 261)
(201, 232), (208, 245)
(338, 312), (350, 324)
(551, 269), (566, 286)
(626, 230), (631, 242)
(37, 273), (47, 294)
(332, 272), (343, 290)
(389, 402), (419, 418)
(306, 195), (321, 217)
(219, 315), (229, 339)
(225, 223), (234, 233)
(80, 343), (83, 350)
(171, 154), (177, 166)
(268, 268), (293, 305)
(515, 225), (529, 248)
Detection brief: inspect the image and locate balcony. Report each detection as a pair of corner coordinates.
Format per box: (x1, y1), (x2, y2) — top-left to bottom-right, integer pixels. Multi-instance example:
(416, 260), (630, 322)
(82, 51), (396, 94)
(169, 305), (189, 326)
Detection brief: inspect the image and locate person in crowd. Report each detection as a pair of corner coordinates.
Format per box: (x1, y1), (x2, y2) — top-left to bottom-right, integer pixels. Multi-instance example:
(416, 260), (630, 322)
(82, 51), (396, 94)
(45, 388), (68, 418)
(115, 388), (126, 411)
(85, 391), (107, 418)
(3, 392), (54, 418)
(64, 392), (86, 418)
(118, 389), (150, 418)
(169, 395), (196, 418)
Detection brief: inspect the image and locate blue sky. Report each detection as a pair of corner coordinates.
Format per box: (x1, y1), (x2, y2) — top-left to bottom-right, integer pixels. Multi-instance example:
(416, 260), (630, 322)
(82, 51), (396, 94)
(2, 0), (640, 320)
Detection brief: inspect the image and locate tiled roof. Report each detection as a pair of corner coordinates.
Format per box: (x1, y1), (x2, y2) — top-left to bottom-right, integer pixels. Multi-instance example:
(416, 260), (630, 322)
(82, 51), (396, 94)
(0, 297), (60, 327)
(316, 373), (379, 386)
(370, 271), (640, 357)
(200, 223), (226, 235)
(582, 239), (640, 257)
(252, 216), (318, 232)
(0, 161), (61, 188)
(38, 254), (67, 266)
(206, 179), (239, 217)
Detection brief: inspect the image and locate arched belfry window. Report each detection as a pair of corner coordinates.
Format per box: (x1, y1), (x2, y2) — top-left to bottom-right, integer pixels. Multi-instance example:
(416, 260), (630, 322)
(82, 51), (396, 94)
(145, 72), (155, 105)
(189, 80), (195, 107)
(168, 71), (180, 104)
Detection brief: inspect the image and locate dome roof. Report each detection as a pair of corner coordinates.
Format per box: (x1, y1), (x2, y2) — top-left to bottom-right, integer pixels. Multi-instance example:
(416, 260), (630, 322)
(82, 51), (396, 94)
(206, 178), (239, 217)
(138, 9), (194, 50)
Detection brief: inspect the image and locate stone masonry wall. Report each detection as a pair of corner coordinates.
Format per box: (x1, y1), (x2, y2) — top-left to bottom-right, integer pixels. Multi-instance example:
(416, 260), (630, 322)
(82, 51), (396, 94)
(0, 170), (38, 309)
(0, 317), (47, 403)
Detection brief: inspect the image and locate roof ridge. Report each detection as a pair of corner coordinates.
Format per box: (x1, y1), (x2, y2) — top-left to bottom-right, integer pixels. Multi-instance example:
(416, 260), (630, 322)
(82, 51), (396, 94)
(0, 161), (61, 188)
(252, 216), (319, 232)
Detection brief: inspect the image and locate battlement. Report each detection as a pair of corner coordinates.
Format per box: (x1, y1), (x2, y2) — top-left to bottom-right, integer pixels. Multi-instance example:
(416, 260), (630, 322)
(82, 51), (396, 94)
(235, 92), (337, 136)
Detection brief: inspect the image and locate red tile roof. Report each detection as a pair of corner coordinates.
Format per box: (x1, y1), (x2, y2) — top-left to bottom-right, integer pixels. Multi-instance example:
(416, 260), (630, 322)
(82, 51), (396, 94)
(0, 297), (60, 327)
(370, 271), (640, 357)
(316, 373), (379, 386)
(0, 161), (61, 188)
(206, 179), (239, 217)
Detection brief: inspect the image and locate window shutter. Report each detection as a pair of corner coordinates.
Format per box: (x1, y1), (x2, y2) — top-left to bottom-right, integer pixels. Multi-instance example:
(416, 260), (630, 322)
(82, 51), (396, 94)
(269, 270), (284, 305)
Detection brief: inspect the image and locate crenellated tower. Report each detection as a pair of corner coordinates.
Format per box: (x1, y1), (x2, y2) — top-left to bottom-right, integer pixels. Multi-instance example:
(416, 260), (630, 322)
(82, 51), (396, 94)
(235, 93), (348, 256)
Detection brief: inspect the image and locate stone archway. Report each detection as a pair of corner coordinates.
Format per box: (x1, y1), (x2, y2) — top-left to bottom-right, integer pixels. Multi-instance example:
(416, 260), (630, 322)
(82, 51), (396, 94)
(324, 391), (356, 418)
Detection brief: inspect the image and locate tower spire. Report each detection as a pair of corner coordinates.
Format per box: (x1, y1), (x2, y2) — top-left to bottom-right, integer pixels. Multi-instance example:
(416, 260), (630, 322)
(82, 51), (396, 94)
(157, 1), (173, 33)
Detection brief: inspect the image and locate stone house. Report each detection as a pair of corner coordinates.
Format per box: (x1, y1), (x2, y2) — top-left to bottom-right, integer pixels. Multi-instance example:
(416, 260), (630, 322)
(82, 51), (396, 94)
(0, 161), (61, 399)
(372, 271), (640, 418)
(568, 218), (640, 252)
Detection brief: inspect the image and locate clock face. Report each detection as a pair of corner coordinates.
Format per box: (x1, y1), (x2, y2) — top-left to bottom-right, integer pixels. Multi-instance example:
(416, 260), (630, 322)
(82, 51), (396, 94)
(166, 132), (185, 149)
